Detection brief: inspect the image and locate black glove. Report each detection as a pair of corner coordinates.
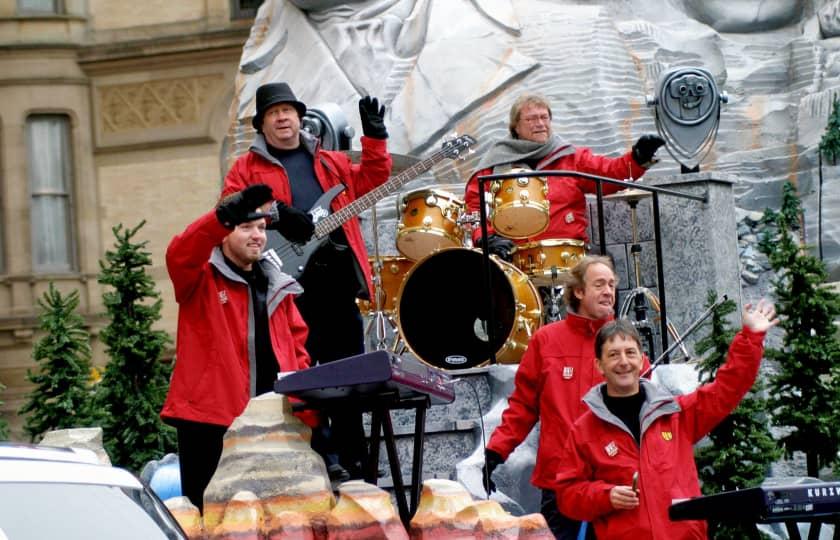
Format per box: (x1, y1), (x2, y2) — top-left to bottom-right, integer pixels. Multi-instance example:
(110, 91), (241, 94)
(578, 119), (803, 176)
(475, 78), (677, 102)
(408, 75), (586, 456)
(267, 201), (315, 244)
(632, 134), (666, 167)
(359, 96), (388, 139)
(480, 234), (515, 262)
(216, 184), (274, 229)
(483, 449), (504, 493)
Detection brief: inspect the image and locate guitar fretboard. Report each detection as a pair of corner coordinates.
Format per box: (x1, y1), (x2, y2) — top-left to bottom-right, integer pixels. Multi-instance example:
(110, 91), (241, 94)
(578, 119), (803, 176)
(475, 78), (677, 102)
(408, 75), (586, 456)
(313, 140), (470, 238)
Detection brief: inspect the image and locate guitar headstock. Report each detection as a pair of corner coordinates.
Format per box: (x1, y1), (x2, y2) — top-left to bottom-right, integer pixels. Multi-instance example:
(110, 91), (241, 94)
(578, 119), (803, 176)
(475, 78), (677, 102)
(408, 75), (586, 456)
(440, 134), (477, 160)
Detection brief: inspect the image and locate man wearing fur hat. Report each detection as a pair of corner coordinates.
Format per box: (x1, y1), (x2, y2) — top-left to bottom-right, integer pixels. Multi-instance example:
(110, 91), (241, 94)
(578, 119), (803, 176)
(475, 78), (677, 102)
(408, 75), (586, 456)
(222, 83), (392, 481)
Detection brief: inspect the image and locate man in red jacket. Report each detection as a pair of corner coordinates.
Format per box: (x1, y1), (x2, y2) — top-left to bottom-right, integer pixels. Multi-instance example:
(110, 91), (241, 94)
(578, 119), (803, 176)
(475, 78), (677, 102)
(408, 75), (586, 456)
(222, 82), (392, 480)
(161, 184), (313, 512)
(483, 254), (650, 538)
(464, 93), (664, 261)
(553, 300), (777, 539)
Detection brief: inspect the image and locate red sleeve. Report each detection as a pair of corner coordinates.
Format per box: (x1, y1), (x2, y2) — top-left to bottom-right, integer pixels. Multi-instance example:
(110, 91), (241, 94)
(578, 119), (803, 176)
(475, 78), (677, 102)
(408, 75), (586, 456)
(554, 428), (616, 521)
(165, 210), (228, 303)
(680, 328), (766, 442)
(344, 136), (392, 197)
(487, 332), (544, 459)
(573, 148), (646, 196)
(285, 298), (311, 370)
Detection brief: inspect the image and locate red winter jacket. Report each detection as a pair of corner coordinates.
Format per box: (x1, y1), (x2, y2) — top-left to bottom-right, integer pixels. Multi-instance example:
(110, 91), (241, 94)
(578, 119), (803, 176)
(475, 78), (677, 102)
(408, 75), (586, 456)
(222, 133), (392, 298)
(554, 328), (766, 540)
(160, 211), (312, 428)
(487, 312), (613, 489)
(465, 146), (646, 244)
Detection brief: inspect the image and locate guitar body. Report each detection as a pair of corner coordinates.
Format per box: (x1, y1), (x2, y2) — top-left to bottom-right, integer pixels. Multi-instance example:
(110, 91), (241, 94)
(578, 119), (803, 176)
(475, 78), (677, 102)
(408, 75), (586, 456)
(265, 185), (345, 280)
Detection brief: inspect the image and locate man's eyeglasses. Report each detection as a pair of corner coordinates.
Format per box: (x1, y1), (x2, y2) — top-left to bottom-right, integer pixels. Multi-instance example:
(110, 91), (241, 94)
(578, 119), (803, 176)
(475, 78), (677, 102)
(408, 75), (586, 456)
(521, 114), (551, 124)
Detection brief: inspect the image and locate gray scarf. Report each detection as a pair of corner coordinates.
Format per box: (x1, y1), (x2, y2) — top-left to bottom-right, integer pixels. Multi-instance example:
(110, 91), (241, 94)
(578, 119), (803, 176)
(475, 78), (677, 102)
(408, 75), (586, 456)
(477, 133), (575, 170)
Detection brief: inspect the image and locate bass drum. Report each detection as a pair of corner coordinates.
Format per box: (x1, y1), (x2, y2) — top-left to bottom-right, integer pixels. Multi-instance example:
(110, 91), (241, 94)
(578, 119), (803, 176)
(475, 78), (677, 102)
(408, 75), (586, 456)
(395, 248), (543, 370)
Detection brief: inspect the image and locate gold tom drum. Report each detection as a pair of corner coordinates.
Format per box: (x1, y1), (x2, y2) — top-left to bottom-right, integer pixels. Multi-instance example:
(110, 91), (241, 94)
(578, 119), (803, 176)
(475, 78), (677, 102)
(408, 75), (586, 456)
(490, 168), (549, 238)
(356, 256), (414, 315)
(511, 239), (586, 286)
(396, 248), (542, 369)
(396, 188), (465, 261)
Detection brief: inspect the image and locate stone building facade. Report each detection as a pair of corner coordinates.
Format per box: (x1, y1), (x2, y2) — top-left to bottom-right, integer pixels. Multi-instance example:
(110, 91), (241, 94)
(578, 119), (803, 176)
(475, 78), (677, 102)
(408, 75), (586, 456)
(0, 0), (261, 436)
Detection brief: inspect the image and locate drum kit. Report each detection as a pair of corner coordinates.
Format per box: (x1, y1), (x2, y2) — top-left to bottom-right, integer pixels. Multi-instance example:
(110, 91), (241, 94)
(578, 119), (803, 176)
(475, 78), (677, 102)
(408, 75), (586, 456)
(360, 172), (593, 371)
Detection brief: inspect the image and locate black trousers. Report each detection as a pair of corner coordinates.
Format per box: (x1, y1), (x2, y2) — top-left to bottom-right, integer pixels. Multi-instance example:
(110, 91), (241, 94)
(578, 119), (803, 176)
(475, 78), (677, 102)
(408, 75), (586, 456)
(541, 489), (596, 539)
(173, 419), (227, 513)
(296, 294), (368, 477)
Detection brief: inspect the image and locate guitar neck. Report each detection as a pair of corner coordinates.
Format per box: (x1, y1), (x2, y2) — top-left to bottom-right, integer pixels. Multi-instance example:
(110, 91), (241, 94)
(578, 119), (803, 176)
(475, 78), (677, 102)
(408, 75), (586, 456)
(314, 147), (453, 237)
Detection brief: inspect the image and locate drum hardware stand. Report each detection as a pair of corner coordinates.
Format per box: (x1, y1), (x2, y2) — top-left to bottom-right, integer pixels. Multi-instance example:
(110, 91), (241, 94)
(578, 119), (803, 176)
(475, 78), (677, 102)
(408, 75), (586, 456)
(618, 196), (690, 362)
(366, 204), (403, 352)
(642, 295), (728, 377)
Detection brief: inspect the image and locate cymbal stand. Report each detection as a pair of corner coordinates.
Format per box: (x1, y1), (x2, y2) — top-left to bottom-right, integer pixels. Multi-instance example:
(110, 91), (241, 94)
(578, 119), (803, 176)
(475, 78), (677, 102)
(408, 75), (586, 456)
(366, 204), (399, 351)
(618, 199), (690, 361)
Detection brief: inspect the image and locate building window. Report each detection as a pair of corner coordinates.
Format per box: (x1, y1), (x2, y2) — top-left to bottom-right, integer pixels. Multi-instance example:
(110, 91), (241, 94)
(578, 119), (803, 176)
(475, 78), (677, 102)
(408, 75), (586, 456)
(17, 0), (61, 14)
(231, 0), (263, 20)
(26, 115), (76, 273)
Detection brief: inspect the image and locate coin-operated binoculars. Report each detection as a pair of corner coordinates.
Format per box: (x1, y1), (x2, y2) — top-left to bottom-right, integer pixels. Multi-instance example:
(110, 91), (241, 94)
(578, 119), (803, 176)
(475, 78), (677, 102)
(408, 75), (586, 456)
(647, 67), (728, 173)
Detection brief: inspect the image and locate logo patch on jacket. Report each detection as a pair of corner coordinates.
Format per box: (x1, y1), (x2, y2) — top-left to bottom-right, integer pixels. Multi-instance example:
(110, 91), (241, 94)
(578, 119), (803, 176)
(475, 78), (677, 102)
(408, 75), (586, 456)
(564, 211), (575, 224)
(661, 431), (673, 441)
(562, 366), (574, 379)
(218, 290), (228, 305)
(604, 441), (618, 457)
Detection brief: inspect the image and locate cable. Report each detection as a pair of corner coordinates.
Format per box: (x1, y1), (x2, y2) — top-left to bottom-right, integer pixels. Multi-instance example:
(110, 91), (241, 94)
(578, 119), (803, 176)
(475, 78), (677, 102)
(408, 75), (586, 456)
(453, 377), (492, 500)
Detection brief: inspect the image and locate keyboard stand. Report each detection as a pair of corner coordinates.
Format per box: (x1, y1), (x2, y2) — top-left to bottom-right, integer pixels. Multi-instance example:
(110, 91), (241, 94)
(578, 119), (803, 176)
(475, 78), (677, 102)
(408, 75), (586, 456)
(296, 390), (431, 528)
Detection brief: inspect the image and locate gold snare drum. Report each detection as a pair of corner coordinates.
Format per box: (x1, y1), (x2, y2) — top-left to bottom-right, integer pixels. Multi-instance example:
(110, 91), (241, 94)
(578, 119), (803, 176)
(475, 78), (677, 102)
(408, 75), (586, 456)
(396, 188), (465, 261)
(511, 239), (586, 286)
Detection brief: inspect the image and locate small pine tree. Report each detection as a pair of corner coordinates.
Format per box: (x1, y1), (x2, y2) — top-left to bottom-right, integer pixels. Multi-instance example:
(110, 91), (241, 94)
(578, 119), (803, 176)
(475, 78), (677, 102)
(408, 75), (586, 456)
(694, 291), (780, 539)
(19, 284), (96, 441)
(95, 222), (176, 472)
(819, 96), (840, 165)
(0, 383), (8, 440)
(757, 182), (840, 477)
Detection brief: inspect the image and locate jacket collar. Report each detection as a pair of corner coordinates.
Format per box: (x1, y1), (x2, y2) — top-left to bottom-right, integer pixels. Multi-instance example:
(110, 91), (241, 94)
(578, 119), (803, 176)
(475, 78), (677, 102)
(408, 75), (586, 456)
(564, 310), (613, 336)
(583, 379), (681, 440)
(249, 132), (319, 167)
(209, 246), (303, 311)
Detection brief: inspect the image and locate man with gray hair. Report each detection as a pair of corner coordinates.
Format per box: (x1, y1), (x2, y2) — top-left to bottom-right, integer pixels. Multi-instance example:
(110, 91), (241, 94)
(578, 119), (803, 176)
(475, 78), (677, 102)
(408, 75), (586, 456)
(483, 255), (648, 538)
(464, 93), (665, 261)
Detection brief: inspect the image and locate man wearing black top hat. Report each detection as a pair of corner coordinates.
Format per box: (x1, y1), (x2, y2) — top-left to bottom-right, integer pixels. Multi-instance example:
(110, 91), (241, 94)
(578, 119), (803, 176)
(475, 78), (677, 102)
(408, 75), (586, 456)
(222, 83), (392, 481)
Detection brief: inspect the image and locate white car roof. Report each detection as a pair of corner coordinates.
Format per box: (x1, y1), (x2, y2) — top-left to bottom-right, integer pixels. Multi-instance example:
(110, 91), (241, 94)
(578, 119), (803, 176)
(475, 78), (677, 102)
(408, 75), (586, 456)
(0, 459), (142, 488)
(0, 444), (100, 465)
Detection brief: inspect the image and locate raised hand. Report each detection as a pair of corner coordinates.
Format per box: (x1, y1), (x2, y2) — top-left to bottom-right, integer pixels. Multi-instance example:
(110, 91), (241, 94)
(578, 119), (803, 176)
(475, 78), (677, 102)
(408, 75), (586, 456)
(216, 184), (274, 229)
(359, 96), (388, 139)
(632, 134), (666, 167)
(742, 298), (779, 333)
(266, 201), (315, 244)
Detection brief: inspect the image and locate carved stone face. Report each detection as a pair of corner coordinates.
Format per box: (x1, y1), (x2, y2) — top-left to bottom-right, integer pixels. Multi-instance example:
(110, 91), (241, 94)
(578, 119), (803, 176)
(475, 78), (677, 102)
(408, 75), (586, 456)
(683, 0), (803, 32)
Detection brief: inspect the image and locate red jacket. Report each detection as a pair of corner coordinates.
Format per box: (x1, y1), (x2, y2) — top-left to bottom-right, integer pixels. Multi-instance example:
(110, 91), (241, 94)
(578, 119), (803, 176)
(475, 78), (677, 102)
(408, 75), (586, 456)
(465, 146), (646, 244)
(487, 312), (614, 489)
(553, 328), (767, 539)
(160, 211), (312, 427)
(222, 133), (392, 297)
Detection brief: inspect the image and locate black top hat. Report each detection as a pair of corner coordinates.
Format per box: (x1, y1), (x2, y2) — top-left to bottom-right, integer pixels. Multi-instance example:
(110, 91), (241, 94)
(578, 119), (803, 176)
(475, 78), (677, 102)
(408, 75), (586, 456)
(252, 82), (307, 131)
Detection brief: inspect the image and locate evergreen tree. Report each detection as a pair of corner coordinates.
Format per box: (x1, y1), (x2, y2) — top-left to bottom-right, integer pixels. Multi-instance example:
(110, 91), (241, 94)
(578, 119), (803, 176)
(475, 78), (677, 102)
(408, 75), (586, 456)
(0, 383), (8, 440)
(19, 284), (96, 441)
(95, 222), (175, 472)
(757, 182), (840, 477)
(694, 291), (780, 539)
(819, 96), (840, 165)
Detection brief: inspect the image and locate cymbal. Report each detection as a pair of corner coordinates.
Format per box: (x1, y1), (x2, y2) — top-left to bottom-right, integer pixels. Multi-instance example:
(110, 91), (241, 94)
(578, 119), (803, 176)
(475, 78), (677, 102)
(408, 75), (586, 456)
(346, 151), (420, 174)
(603, 188), (652, 203)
